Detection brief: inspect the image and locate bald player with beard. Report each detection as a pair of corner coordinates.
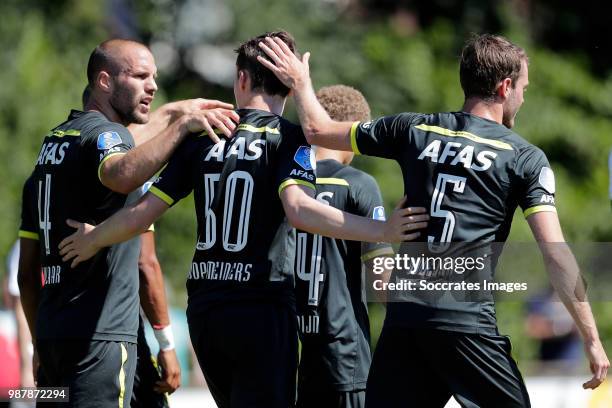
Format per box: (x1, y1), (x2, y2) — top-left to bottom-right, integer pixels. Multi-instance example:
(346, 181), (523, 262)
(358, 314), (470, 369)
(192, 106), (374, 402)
(17, 39), (238, 407)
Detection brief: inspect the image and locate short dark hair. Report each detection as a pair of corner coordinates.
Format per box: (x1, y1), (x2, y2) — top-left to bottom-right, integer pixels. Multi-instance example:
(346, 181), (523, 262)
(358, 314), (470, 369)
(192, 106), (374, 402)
(459, 34), (527, 100)
(235, 31), (296, 97)
(316, 85), (371, 122)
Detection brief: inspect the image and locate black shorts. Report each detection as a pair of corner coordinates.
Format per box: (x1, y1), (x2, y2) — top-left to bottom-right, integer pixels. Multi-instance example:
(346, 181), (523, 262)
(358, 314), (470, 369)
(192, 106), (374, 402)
(131, 315), (168, 408)
(297, 385), (364, 408)
(365, 327), (531, 408)
(36, 339), (137, 408)
(188, 302), (298, 408)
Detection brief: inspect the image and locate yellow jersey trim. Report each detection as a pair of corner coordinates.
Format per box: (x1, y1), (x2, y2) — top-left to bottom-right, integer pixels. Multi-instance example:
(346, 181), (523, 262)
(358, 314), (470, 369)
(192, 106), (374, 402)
(278, 179), (316, 195)
(18, 230), (39, 240)
(118, 343), (128, 408)
(350, 122), (361, 155)
(148, 186), (174, 206)
(361, 247), (394, 262)
(147, 224), (155, 232)
(97, 152), (126, 182)
(237, 124), (280, 134)
(316, 177), (349, 186)
(414, 124), (513, 151)
(49, 129), (81, 138)
(523, 205), (557, 218)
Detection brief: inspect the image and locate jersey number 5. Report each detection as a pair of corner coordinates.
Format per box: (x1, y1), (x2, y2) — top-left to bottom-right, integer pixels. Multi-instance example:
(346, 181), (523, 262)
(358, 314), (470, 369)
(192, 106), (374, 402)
(428, 173), (466, 253)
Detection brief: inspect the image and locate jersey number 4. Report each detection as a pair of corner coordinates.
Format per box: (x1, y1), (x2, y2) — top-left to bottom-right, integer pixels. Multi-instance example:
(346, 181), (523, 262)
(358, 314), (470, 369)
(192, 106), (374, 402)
(428, 173), (466, 252)
(197, 171), (254, 252)
(295, 191), (331, 306)
(38, 174), (52, 255)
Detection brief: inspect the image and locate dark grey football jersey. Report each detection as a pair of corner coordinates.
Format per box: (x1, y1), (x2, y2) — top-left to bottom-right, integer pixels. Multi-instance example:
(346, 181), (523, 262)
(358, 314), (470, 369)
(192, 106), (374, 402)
(151, 109), (316, 315)
(21, 110), (141, 343)
(296, 159), (393, 391)
(351, 112), (557, 334)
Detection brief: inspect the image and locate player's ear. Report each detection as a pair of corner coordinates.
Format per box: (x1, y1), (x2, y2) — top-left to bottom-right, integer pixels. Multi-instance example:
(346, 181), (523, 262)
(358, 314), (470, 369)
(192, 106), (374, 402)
(496, 78), (512, 99)
(97, 71), (113, 94)
(238, 70), (250, 91)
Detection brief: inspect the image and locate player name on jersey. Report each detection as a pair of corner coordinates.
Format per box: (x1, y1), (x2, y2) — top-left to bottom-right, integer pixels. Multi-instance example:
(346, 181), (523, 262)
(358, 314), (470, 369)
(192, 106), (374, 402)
(42, 265), (62, 285)
(189, 261), (252, 282)
(297, 314), (320, 334)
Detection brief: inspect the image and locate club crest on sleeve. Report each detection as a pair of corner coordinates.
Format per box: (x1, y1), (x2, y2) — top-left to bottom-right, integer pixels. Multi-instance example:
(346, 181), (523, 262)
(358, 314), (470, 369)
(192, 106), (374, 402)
(294, 146), (315, 171)
(372, 206), (386, 221)
(538, 167), (555, 194)
(97, 131), (122, 150)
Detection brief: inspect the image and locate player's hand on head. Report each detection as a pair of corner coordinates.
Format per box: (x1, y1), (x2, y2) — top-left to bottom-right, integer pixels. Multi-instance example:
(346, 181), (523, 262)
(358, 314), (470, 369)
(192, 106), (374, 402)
(58, 219), (99, 268)
(582, 339), (609, 389)
(155, 348), (181, 394)
(257, 36), (311, 90)
(383, 196), (429, 243)
(185, 108), (240, 143)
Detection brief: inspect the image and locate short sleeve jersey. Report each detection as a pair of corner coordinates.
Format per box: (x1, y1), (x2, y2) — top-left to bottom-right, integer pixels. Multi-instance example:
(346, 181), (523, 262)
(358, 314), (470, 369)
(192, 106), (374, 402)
(351, 112), (557, 333)
(150, 109), (315, 315)
(22, 110), (141, 343)
(295, 159), (393, 391)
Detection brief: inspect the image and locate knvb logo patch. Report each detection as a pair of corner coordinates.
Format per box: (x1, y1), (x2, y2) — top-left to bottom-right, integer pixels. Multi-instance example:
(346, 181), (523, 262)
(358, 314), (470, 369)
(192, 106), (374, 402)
(372, 206), (386, 221)
(294, 146), (315, 171)
(538, 167), (555, 194)
(97, 131), (122, 150)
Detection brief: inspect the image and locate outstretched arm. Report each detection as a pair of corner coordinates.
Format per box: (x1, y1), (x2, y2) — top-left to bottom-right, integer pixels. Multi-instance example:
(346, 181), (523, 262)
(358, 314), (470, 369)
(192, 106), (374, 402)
(102, 110), (238, 194)
(527, 211), (609, 389)
(280, 185), (428, 243)
(128, 98), (236, 145)
(257, 37), (354, 150)
(59, 193), (169, 267)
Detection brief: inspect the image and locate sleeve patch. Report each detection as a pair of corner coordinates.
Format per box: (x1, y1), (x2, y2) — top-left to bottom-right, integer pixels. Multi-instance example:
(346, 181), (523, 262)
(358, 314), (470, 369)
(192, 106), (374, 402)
(538, 167), (555, 194)
(372, 205), (386, 221)
(97, 131), (123, 150)
(293, 146), (316, 171)
(141, 181), (153, 195)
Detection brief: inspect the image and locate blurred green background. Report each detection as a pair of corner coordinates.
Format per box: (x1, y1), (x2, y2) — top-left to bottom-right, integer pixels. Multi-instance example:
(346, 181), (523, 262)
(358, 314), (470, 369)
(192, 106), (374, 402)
(1, 0), (611, 375)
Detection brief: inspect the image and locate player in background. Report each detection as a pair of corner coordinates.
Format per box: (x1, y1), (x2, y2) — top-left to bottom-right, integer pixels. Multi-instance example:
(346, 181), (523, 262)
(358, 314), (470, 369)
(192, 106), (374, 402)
(4, 241), (35, 408)
(257, 33), (609, 407)
(17, 38), (238, 407)
(58, 31), (428, 408)
(295, 85), (394, 408)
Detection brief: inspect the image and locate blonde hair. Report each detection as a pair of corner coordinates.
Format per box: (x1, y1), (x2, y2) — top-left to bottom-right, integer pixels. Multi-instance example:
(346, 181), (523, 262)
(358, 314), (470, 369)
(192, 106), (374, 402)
(316, 85), (371, 122)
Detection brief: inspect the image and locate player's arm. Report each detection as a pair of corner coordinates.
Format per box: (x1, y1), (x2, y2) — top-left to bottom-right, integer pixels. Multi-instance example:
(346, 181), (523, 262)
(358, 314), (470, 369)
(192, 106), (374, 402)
(280, 185), (427, 243)
(138, 231), (180, 394)
(101, 110), (238, 194)
(527, 212), (609, 389)
(16, 237), (41, 343)
(257, 37), (353, 150)
(128, 98), (236, 145)
(59, 193), (169, 267)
